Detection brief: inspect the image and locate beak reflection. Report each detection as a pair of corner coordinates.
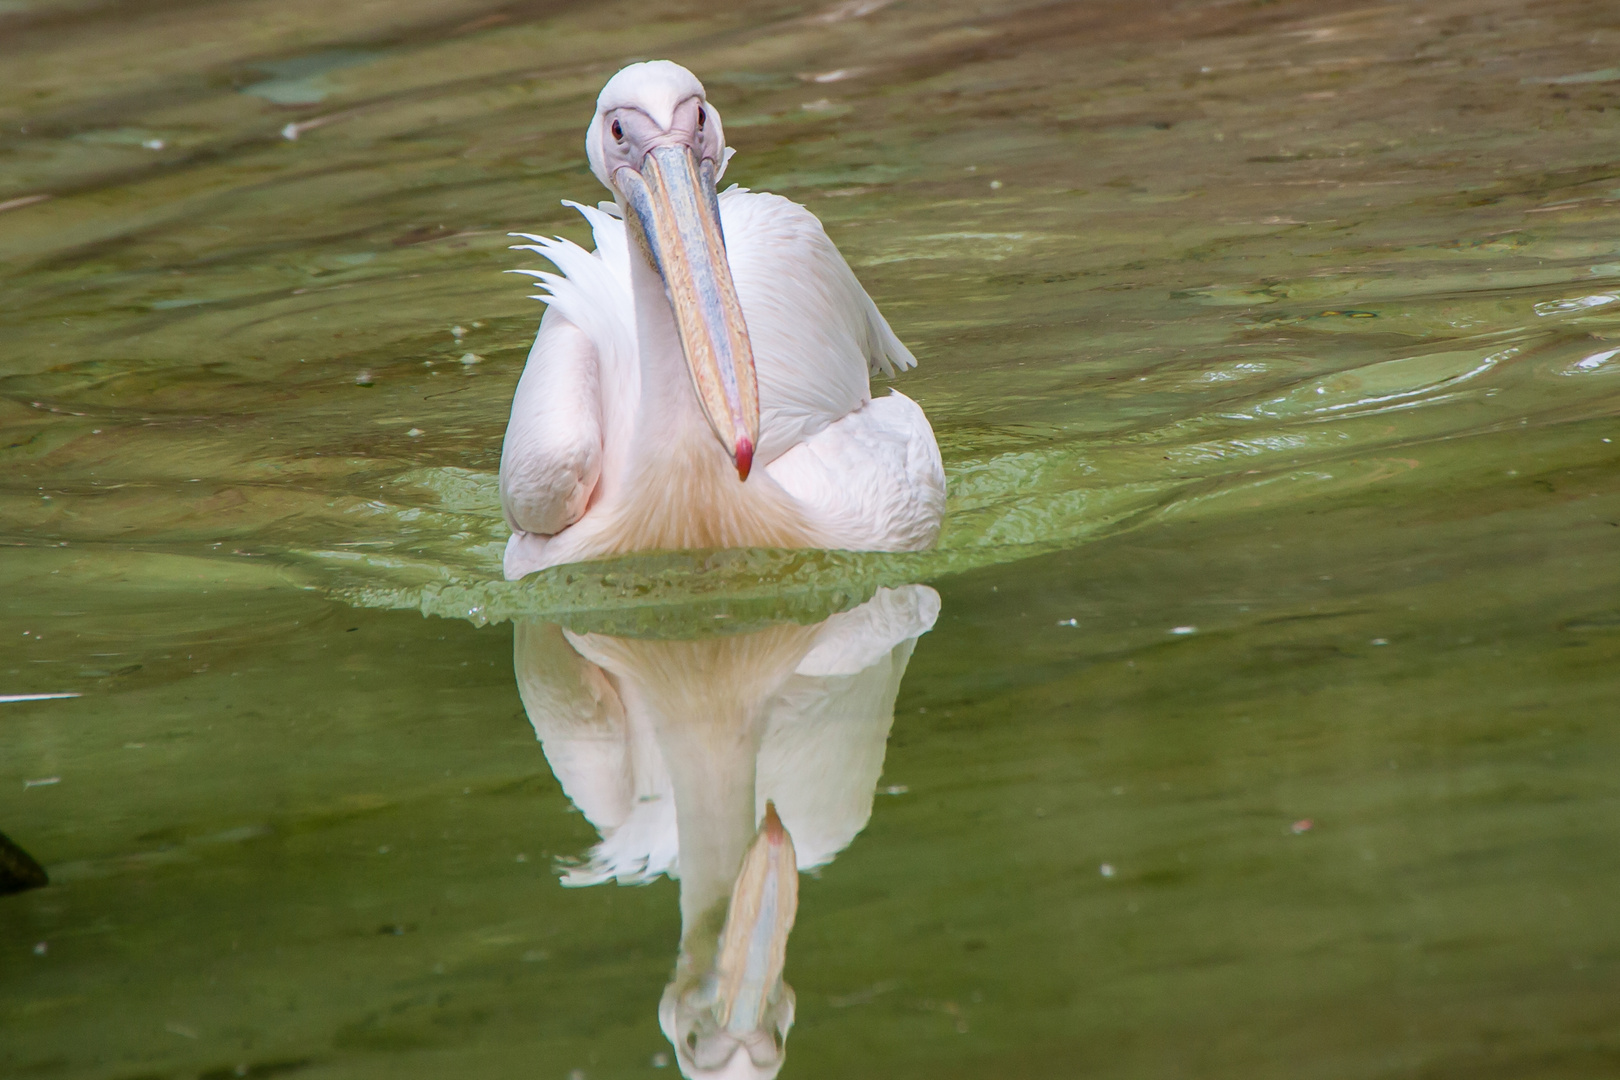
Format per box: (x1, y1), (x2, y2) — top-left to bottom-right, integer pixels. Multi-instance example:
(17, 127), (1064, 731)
(713, 802), (798, 1040)
(618, 145), (759, 480)
(675, 802), (799, 1077)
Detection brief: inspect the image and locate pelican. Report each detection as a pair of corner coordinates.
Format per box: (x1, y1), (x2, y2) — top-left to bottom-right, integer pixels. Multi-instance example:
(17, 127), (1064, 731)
(499, 61), (945, 580)
(514, 585), (940, 1077)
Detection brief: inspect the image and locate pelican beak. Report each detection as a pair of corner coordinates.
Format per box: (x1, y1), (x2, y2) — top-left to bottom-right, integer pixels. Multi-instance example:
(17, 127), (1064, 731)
(713, 801), (798, 1038)
(618, 144), (759, 481)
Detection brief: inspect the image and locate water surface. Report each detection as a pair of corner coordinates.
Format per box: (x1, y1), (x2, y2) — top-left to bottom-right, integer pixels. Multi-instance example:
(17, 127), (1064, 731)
(3, 0), (1619, 1077)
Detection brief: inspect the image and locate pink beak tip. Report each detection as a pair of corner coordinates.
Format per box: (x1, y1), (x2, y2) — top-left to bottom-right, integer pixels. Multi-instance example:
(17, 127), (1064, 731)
(735, 437), (754, 481)
(762, 800), (785, 838)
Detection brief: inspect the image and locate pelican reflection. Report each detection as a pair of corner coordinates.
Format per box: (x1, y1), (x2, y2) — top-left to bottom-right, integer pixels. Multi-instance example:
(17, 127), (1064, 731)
(513, 585), (938, 1077)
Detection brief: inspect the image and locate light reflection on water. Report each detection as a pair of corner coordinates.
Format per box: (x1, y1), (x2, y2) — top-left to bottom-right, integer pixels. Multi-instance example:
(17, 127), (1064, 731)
(3, 0), (1619, 1076)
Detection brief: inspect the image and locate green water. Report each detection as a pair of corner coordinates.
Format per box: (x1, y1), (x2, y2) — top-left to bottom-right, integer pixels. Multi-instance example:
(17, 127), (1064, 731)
(3, 0), (1619, 1075)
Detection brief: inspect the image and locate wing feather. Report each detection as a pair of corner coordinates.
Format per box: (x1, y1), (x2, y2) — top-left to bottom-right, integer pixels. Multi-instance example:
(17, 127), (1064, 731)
(499, 312), (602, 535)
(501, 204), (638, 537)
(719, 187), (917, 465)
(764, 390), (945, 551)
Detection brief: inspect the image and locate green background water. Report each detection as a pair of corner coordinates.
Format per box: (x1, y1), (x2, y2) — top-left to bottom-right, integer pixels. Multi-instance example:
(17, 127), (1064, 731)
(3, 0), (1618, 1076)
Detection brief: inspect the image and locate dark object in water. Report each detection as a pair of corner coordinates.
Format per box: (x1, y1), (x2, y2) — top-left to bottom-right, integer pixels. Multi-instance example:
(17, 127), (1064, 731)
(0, 830), (49, 895)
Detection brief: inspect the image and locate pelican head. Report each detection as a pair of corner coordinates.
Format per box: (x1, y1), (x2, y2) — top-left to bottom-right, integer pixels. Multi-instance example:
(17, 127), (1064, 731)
(588, 61), (757, 481)
(659, 803), (799, 1079)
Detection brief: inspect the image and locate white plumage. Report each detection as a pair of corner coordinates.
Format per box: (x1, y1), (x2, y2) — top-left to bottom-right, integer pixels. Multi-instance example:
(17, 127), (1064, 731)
(498, 61), (944, 579)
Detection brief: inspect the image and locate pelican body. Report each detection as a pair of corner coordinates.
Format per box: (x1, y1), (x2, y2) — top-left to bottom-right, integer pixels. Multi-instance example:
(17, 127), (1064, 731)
(499, 61), (945, 579)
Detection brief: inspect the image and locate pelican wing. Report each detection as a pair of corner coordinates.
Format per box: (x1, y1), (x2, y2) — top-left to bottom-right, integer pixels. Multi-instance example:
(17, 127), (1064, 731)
(502, 203), (637, 537)
(498, 312), (603, 535)
(764, 390), (945, 552)
(719, 188), (917, 466)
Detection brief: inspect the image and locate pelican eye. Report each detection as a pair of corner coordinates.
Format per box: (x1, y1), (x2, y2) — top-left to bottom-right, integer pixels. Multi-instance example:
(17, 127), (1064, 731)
(696, 107), (706, 130)
(611, 119), (623, 140)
